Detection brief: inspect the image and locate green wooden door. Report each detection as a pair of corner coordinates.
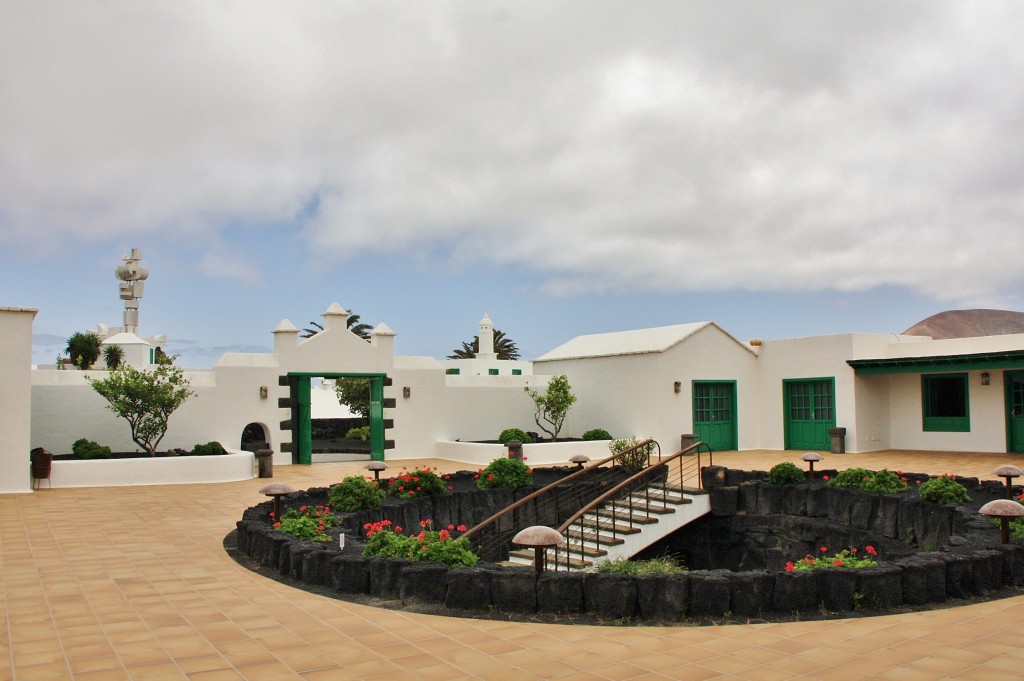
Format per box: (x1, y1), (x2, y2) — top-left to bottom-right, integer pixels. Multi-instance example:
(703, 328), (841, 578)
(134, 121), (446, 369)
(1006, 371), (1024, 453)
(693, 382), (737, 450)
(784, 379), (835, 450)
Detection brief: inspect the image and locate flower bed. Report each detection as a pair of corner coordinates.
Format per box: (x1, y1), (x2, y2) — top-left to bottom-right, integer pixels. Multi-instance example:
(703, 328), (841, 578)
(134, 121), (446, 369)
(232, 467), (1024, 623)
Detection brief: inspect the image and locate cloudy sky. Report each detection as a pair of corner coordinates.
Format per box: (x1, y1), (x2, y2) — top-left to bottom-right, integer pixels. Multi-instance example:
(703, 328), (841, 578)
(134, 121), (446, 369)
(3, 1), (1023, 367)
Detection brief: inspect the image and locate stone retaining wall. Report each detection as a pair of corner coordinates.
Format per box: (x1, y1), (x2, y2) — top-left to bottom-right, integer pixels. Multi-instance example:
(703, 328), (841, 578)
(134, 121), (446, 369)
(234, 467), (1024, 622)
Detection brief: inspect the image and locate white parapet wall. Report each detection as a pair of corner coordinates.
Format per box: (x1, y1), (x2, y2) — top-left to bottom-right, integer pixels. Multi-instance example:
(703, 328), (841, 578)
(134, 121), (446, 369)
(46, 450), (255, 488)
(433, 439), (613, 467)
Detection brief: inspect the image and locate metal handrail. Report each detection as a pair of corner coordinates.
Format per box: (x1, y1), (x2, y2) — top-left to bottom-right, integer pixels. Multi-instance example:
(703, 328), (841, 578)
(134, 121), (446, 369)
(551, 441), (708, 571)
(461, 438), (660, 543)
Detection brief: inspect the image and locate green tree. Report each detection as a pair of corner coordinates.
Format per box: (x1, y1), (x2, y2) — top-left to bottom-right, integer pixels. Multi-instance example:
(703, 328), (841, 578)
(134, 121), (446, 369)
(525, 375), (576, 441)
(87, 360), (196, 455)
(65, 331), (101, 369)
(102, 344), (124, 370)
(447, 329), (521, 360)
(335, 377), (370, 419)
(301, 311), (372, 340)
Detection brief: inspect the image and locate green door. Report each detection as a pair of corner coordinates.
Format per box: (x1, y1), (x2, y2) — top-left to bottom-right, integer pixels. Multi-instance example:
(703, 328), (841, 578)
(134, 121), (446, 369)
(693, 381), (737, 450)
(784, 379), (835, 450)
(1006, 371), (1024, 453)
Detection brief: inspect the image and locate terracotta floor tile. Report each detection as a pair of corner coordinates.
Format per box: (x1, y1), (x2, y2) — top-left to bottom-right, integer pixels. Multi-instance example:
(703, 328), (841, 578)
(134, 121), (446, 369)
(3, 455), (1024, 681)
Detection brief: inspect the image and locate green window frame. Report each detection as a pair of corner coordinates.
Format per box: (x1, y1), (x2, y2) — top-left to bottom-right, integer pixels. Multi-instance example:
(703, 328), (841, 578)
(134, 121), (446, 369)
(446, 368), (460, 375)
(922, 373), (970, 432)
(488, 368), (499, 376)
(512, 369), (522, 376)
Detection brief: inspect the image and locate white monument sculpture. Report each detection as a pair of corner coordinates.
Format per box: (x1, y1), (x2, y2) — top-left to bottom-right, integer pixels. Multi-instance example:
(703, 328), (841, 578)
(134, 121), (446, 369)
(115, 248), (148, 334)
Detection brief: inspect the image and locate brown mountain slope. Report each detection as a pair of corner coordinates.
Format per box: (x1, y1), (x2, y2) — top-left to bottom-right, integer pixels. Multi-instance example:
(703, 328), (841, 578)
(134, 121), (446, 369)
(902, 309), (1024, 339)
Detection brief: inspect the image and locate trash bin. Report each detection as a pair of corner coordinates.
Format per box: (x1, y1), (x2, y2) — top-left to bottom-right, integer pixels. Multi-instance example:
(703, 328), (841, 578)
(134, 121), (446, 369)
(680, 434), (698, 451)
(507, 441), (523, 461)
(828, 428), (847, 454)
(255, 449), (274, 478)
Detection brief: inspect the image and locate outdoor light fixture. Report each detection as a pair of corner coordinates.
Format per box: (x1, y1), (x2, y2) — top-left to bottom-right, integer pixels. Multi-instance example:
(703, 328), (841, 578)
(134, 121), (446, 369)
(673, 381), (681, 393)
(259, 386), (268, 399)
(981, 372), (991, 386)
(403, 386), (411, 398)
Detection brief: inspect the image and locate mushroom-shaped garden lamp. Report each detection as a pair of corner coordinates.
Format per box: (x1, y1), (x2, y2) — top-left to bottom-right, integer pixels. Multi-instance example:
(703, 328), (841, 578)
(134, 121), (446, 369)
(979, 499), (1024, 544)
(802, 452), (823, 478)
(569, 454), (590, 470)
(992, 465), (1023, 499)
(513, 526), (565, 573)
(259, 482), (295, 523)
(365, 461), (388, 482)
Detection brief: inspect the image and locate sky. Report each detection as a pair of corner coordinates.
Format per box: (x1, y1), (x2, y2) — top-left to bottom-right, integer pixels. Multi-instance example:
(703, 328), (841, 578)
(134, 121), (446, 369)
(3, 1), (1024, 368)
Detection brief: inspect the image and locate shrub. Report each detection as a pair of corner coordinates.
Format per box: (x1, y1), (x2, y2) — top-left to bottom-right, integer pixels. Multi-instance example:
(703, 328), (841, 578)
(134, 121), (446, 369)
(363, 519), (477, 568)
(1009, 494), (1024, 541)
(828, 468), (908, 494)
(595, 555), (686, 575)
(274, 505), (339, 542)
(190, 441), (226, 456)
(72, 438), (112, 460)
(608, 437), (654, 473)
(582, 428), (613, 441)
(785, 545), (878, 571)
(386, 468), (449, 499)
(861, 470), (909, 494)
(498, 428), (533, 444)
(768, 462), (805, 484)
(345, 426), (370, 441)
(918, 474), (971, 505)
(329, 476), (386, 512)
(476, 457), (532, 490)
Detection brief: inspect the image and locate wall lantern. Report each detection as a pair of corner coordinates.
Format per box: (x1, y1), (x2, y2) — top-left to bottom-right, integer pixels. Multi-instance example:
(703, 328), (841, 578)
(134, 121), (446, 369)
(673, 381), (682, 394)
(403, 386), (411, 398)
(981, 372), (991, 386)
(259, 386), (269, 399)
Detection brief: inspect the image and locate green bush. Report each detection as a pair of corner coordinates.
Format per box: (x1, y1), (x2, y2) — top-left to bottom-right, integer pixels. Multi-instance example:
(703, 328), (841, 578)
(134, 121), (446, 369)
(608, 437), (654, 473)
(828, 468), (908, 494)
(498, 428), (533, 444)
(189, 441), (226, 456)
(595, 555), (686, 575)
(329, 476), (386, 512)
(476, 457), (533, 490)
(582, 428), (613, 441)
(72, 438), (112, 460)
(861, 470), (909, 494)
(768, 462), (805, 484)
(362, 519), (477, 568)
(918, 475), (971, 505)
(275, 505), (339, 542)
(387, 467), (448, 499)
(1008, 496), (1024, 541)
(345, 426), (371, 441)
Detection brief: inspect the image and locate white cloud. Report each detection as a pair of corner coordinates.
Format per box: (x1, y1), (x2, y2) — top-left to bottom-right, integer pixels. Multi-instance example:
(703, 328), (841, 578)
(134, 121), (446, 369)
(3, 1), (1023, 307)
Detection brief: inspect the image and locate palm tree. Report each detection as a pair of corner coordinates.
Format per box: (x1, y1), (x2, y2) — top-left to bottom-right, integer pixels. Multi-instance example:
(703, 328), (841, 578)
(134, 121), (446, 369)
(448, 329), (521, 360)
(301, 311), (372, 340)
(102, 344), (124, 370)
(65, 332), (101, 369)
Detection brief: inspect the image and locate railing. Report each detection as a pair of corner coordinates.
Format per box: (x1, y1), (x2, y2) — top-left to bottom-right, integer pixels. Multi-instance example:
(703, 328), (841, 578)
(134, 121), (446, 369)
(462, 439), (661, 563)
(549, 441), (709, 571)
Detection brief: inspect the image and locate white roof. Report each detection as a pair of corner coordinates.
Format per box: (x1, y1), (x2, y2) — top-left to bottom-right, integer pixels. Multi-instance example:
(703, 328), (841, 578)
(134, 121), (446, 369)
(102, 332), (150, 346)
(536, 322), (717, 361)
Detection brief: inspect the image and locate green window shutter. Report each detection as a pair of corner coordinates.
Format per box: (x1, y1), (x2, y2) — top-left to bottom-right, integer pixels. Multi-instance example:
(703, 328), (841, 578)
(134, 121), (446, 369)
(446, 368), (460, 375)
(488, 368), (499, 376)
(512, 369), (522, 376)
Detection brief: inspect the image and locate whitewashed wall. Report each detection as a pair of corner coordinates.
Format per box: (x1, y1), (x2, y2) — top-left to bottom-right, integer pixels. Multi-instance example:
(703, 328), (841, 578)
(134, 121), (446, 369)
(0, 308), (37, 493)
(534, 325), (760, 453)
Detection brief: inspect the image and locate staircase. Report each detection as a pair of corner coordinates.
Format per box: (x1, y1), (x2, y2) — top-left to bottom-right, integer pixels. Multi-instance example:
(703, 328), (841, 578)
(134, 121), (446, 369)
(507, 483), (710, 570)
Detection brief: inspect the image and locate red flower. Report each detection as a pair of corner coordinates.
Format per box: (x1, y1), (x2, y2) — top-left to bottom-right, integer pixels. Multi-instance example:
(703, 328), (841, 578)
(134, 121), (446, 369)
(448, 524), (455, 530)
(457, 524), (467, 532)
(269, 512), (275, 518)
(822, 475), (829, 481)
(820, 546), (828, 553)
(785, 561), (795, 572)
(420, 519), (430, 527)
(300, 506), (307, 512)
(865, 545), (877, 556)
(447, 485), (453, 491)
(273, 522), (281, 528)
(850, 547), (858, 554)
(394, 526), (402, 532)
(834, 559), (844, 567)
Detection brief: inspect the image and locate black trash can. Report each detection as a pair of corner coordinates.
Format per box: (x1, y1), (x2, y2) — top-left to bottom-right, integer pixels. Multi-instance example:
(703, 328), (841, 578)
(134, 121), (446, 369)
(255, 449), (274, 478)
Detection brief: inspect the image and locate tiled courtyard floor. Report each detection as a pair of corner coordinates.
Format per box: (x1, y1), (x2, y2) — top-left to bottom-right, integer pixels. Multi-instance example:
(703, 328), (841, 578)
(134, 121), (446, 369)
(2, 450), (1023, 680)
